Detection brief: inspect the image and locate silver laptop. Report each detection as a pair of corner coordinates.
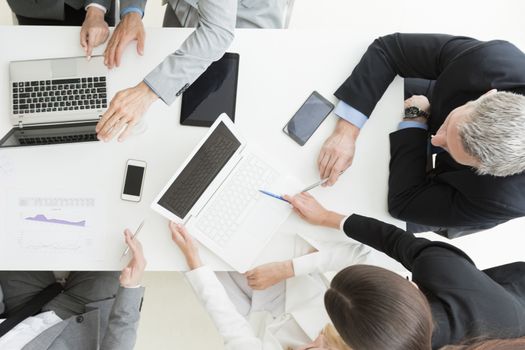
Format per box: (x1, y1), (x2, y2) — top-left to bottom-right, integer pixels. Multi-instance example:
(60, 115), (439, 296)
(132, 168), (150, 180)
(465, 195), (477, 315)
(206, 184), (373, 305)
(0, 56), (107, 148)
(151, 114), (298, 272)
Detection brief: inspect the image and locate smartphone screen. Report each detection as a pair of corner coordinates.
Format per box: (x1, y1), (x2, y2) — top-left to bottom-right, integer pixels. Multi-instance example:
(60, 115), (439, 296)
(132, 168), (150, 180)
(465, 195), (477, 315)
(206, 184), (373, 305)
(123, 165), (145, 196)
(283, 91), (334, 146)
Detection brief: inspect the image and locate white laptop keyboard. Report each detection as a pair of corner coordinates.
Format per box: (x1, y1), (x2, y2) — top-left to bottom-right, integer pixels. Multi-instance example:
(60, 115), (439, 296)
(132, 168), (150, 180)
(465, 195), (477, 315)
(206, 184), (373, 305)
(196, 154), (279, 247)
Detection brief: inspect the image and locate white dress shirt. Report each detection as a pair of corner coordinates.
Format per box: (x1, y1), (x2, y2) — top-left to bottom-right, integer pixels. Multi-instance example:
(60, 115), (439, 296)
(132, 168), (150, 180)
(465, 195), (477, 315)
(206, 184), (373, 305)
(0, 311), (62, 349)
(186, 234), (369, 349)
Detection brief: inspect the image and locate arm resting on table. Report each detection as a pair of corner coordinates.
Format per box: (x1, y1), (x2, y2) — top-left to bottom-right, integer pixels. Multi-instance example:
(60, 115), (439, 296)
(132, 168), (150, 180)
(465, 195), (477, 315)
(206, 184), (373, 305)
(144, 0), (237, 105)
(334, 33), (482, 118)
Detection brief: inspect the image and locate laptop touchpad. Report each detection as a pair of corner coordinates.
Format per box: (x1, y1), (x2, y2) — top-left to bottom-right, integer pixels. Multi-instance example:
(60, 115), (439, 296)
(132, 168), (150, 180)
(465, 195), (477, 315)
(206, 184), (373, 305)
(51, 59), (77, 78)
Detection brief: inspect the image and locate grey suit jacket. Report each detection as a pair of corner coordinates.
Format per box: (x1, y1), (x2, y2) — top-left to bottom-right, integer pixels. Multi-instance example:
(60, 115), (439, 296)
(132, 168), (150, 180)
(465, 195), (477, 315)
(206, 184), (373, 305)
(7, 0), (111, 21)
(164, 0), (287, 28)
(120, 0), (284, 106)
(23, 287), (144, 350)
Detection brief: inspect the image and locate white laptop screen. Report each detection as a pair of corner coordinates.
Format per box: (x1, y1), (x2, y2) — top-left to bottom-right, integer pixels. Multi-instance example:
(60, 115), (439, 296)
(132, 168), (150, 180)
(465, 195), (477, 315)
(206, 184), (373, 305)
(157, 121), (241, 218)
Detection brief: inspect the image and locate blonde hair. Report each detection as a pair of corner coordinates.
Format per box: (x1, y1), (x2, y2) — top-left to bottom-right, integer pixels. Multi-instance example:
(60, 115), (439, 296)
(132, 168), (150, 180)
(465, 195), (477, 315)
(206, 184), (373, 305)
(287, 324), (352, 350)
(323, 324), (353, 350)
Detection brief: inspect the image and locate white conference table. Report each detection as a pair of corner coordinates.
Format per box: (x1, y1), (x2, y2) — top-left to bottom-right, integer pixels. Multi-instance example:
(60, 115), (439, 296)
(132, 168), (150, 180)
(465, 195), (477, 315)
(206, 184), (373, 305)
(0, 26), (523, 272)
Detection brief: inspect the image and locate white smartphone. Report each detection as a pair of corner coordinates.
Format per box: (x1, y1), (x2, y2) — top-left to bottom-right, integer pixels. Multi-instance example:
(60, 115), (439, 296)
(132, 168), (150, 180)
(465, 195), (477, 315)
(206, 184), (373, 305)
(121, 159), (147, 202)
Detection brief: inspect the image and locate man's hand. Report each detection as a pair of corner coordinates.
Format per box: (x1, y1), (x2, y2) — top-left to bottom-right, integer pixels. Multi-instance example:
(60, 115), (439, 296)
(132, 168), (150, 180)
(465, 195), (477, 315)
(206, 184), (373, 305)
(80, 6), (109, 60)
(403, 95), (430, 124)
(404, 95), (430, 113)
(169, 222), (203, 270)
(96, 81), (158, 142)
(283, 192), (344, 229)
(120, 229), (147, 288)
(104, 12), (145, 68)
(318, 119), (360, 186)
(245, 261), (294, 290)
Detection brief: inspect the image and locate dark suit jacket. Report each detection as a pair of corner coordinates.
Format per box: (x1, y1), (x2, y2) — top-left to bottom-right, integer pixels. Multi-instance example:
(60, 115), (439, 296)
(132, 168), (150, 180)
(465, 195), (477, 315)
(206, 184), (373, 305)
(335, 33), (525, 230)
(7, 0), (111, 21)
(343, 214), (525, 349)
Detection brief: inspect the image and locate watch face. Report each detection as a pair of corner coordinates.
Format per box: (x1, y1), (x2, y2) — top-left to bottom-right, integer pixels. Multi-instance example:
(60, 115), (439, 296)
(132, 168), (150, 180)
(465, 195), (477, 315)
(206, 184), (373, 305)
(404, 106), (420, 118)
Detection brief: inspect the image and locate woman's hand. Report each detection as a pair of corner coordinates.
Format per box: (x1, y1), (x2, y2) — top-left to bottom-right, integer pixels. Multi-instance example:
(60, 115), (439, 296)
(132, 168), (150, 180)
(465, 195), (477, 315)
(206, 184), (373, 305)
(245, 261), (294, 290)
(283, 192), (344, 229)
(169, 222), (202, 270)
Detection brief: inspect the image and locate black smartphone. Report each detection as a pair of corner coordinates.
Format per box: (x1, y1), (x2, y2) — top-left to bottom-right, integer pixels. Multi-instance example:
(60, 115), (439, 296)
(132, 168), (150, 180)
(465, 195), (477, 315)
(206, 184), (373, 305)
(283, 91), (334, 146)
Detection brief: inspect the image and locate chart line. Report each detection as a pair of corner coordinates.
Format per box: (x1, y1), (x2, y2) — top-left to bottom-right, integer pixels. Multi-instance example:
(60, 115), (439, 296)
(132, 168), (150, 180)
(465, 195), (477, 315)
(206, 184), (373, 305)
(24, 214), (86, 227)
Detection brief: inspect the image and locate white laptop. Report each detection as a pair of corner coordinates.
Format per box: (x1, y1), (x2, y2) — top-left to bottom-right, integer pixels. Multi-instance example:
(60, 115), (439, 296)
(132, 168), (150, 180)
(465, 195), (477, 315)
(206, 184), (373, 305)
(0, 56), (107, 148)
(152, 114), (298, 272)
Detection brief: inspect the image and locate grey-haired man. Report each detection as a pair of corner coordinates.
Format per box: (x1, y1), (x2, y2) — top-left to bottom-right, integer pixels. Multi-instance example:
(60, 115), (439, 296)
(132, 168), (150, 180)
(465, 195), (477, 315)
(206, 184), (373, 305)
(317, 33), (525, 237)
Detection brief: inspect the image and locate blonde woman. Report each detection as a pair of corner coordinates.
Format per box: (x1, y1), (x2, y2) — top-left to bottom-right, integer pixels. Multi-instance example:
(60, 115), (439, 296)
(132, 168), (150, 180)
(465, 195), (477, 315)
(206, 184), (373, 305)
(169, 222), (368, 350)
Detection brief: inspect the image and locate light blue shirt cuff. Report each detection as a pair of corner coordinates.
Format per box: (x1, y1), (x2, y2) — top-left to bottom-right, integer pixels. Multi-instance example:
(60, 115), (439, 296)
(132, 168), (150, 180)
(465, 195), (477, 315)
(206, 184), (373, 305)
(333, 100), (368, 129)
(120, 7), (144, 18)
(398, 121), (429, 131)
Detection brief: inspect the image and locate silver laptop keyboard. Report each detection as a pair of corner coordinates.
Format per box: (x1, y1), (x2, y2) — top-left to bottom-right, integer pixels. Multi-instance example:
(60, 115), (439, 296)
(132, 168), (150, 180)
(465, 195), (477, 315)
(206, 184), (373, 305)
(196, 154), (279, 247)
(11, 77), (107, 116)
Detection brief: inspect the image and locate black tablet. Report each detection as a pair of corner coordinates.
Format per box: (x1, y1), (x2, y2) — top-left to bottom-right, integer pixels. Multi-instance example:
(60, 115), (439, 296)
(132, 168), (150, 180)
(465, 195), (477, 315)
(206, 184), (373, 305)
(180, 52), (240, 127)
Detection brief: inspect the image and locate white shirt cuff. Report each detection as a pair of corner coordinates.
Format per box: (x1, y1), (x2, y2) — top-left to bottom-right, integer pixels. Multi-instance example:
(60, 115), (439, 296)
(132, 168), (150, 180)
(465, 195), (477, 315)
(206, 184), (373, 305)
(340, 215), (350, 232)
(85, 3), (107, 14)
(292, 251), (321, 276)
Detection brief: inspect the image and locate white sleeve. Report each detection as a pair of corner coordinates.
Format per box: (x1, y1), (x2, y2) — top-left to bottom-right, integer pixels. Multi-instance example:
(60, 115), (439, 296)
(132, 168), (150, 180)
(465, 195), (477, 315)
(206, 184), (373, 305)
(292, 239), (370, 276)
(143, 0), (237, 105)
(185, 266), (262, 350)
(85, 3), (107, 14)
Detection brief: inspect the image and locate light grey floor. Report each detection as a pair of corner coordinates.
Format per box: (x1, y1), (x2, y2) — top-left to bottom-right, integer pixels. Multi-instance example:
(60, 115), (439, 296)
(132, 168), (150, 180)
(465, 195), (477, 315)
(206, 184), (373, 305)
(136, 272), (223, 349)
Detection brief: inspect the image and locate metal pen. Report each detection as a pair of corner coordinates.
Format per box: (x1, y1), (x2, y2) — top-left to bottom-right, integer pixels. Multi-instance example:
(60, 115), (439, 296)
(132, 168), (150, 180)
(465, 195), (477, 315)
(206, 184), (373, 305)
(300, 171), (345, 192)
(121, 220), (145, 258)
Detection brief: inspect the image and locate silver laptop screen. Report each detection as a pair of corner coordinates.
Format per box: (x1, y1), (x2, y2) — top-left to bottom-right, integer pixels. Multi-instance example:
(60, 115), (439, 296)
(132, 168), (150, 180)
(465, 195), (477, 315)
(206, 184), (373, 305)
(158, 122), (241, 218)
(0, 122), (98, 148)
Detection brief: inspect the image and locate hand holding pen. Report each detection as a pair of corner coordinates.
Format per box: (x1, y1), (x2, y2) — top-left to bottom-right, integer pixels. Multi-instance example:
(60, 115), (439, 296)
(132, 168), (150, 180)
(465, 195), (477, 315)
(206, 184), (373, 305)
(121, 220), (145, 258)
(119, 223), (147, 288)
(258, 171), (345, 204)
(301, 170), (345, 192)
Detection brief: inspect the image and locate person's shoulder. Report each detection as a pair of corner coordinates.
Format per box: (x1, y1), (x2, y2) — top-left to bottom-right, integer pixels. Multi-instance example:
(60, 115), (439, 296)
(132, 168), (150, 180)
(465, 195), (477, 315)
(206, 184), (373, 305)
(457, 38), (525, 64)
(411, 241), (476, 285)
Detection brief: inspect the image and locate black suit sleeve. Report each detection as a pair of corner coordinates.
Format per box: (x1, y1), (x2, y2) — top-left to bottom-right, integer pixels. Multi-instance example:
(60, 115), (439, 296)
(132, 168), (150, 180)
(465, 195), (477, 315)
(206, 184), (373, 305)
(334, 33), (481, 117)
(343, 214), (434, 270)
(342, 214), (473, 271)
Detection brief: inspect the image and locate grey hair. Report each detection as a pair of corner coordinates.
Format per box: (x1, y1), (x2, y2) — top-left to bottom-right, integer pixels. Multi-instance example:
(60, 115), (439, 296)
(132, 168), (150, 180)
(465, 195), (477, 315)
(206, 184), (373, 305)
(458, 91), (525, 177)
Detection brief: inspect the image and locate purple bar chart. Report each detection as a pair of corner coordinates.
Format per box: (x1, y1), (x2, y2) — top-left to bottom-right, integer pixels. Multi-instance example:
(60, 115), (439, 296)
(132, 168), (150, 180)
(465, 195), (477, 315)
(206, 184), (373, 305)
(24, 214), (86, 227)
